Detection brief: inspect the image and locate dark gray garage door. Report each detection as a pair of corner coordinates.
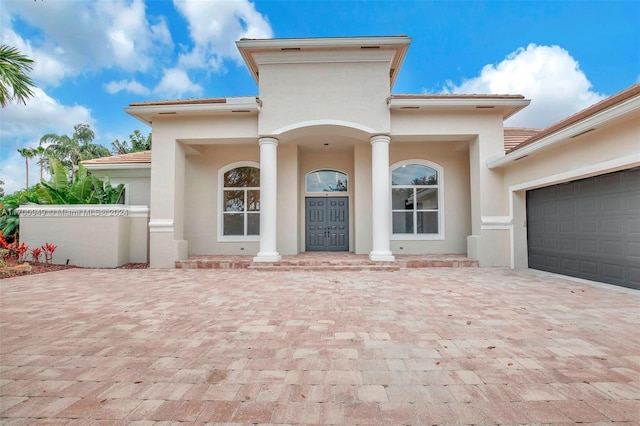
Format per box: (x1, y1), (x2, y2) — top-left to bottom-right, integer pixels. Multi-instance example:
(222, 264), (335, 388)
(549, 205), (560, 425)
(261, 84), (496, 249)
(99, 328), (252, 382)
(527, 167), (640, 289)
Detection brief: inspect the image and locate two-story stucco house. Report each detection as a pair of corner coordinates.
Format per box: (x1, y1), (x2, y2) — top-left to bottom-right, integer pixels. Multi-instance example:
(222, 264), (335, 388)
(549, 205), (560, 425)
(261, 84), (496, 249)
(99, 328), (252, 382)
(83, 35), (639, 289)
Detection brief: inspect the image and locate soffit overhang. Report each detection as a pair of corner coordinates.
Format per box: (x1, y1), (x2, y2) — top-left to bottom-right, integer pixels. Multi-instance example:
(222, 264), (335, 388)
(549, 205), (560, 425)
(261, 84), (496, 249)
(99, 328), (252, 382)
(388, 95), (530, 119)
(124, 97), (261, 126)
(236, 35), (411, 88)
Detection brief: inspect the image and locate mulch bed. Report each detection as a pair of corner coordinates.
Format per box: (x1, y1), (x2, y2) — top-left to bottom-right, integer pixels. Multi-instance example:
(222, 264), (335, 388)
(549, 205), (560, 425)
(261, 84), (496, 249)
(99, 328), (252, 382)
(0, 259), (148, 279)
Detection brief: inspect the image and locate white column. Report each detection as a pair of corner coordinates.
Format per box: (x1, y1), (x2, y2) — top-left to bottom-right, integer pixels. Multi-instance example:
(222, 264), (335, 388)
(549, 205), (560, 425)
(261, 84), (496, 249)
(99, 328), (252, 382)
(369, 135), (395, 261)
(253, 137), (282, 262)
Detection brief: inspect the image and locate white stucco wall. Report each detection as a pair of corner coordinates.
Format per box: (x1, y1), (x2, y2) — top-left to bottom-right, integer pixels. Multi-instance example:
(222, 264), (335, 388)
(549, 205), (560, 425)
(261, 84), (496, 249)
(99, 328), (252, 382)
(391, 110), (510, 265)
(184, 144), (260, 256)
(277, 143), (299, 255)
(258, 59), (392, 135)
(17, 205), (149, 267)
(388, 141), (471, 254)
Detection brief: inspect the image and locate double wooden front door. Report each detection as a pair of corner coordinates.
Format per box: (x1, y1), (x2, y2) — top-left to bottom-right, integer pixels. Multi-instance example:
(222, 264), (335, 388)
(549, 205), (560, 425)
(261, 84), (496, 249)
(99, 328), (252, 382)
(305, 197), (348, 251)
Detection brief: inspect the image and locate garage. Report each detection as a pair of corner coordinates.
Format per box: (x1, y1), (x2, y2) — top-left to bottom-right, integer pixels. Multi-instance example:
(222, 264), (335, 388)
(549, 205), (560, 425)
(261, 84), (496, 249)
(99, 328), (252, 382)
(527, 167), (640, 289)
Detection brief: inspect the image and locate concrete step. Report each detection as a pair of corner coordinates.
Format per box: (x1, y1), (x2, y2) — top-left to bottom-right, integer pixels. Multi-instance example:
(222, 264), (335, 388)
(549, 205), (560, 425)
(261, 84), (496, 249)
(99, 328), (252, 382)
(176, 254), (479, 270)
(247, 264), (400, 272)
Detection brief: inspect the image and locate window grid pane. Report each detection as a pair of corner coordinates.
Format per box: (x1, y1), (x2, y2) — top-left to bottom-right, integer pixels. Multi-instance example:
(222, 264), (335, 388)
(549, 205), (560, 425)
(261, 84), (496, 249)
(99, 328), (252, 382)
(391, 164), (440, 235)
(222, 166), (260, 237)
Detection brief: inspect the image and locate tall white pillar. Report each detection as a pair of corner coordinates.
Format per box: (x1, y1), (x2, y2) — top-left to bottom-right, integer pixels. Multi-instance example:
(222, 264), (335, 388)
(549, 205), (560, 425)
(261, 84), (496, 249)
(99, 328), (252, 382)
(369, 135), (395, 261)
(254, 137), (282, 262)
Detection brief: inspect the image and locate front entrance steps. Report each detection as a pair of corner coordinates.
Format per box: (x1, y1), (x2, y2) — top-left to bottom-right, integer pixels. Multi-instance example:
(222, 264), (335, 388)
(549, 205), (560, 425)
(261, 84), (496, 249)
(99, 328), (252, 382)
(175, 253), (478, 271)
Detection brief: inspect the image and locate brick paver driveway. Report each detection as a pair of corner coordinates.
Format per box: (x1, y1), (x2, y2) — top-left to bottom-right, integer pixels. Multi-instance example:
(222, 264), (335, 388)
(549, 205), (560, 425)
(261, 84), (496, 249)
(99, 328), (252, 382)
(1, 268), (638, 424)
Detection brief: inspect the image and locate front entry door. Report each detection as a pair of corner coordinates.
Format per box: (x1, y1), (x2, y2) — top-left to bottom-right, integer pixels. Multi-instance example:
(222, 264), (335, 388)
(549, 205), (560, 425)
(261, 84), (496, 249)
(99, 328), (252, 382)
(305, 197), (348, 251)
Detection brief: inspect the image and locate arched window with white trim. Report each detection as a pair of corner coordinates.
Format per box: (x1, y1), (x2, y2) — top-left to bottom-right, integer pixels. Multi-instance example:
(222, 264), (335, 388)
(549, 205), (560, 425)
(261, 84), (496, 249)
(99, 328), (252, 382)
(391, 160), (444, 240)
(218, 162), (260, 240)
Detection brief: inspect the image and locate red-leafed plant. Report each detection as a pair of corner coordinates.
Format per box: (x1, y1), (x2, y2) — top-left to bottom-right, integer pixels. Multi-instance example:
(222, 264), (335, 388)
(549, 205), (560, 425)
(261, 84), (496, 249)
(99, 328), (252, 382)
(0, 231), (9, 251)
(42, 243), (57, 265)
(0, 231), (17, 261)
(0, 231), (30, 265)
(31, 247), (42, 263)
(16, 242), (28, 263)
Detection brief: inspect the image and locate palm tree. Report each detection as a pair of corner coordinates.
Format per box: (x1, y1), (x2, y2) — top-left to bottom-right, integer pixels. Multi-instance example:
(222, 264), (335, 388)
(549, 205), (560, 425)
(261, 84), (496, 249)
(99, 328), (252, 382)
(111, 130), (152, 155)
(32, 145), (48, 180)
(17, 147), (35, 188)
(41, 124), (111, 181)
(0, 45), (36, 108)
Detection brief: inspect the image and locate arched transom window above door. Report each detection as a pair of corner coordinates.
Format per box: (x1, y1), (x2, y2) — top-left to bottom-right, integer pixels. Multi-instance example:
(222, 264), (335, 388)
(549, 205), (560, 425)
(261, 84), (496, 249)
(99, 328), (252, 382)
(390, 160), (444, 240)
(218, 162), (260, 241)
(306, 169), (348, 193)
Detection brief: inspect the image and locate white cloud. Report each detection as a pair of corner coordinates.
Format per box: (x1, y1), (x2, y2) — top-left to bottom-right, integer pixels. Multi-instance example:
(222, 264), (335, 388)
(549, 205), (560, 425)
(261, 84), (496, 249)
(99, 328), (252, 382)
(1, 0), (173, 87)
(442, 44), (605, 128)
(173, 0), (273, 71)
(0, 151), (39, 196)
(0, 88), (94, 141)
(105, 79), (151, 95)
(153, 68), (203, 99)
(0, 88), (95, 195)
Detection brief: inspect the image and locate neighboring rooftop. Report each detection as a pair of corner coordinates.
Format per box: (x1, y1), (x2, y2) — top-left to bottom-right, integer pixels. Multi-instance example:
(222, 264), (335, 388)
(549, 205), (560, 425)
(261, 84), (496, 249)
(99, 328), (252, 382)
(504, 127), (542, 151)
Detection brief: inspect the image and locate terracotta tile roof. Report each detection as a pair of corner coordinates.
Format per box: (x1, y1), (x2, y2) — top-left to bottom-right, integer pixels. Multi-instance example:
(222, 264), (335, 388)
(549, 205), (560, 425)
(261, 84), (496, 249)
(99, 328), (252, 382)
(128, 98), (229, 107)
(504, 127), (541, 151)
(128, 97), (263, 107)
(508, 84), (640, 153)
(82, 150), (151, 166)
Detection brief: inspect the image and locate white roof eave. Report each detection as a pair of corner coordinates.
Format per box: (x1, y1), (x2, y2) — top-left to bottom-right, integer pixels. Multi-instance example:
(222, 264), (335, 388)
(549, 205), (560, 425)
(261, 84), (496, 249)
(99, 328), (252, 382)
(487, 95), (640, 169)
(388, 98), (531, 119)
(124, 99), (261, 126)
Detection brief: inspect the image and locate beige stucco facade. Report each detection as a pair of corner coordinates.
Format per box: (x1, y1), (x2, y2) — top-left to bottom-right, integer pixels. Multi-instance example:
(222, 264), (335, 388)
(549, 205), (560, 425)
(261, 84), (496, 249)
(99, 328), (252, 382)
(102, 35), (638, 276)
(495, 108), (640, 269)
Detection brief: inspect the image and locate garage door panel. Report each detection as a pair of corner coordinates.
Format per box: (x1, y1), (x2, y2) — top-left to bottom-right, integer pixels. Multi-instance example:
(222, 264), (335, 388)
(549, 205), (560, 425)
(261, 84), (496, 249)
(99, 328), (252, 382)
(628, 218), (640, 234)
(545, 238), (559, 249)
(579, 239), (598, 254)
(559, 199), (577, 215)
(545, 255), (561, 269)
(599, 195), (623, 213)
(579, 220), (598, 233)
(560, 219), (577, 233)
(578, 179), (597, 194)
(561, 258), (578, 273)
(600, 218), (624, 234)
(600, 240), (624, 256)
(626, 193), (640, 212)
(579, 260), (599, 276)
(527, 167), (639, 290)
(602, 263), (625, 281)
(597, 172), (623, 191)
(624, 168), (640, 188)
(561, 238), (577, 251)
(578, 198), (598, 214)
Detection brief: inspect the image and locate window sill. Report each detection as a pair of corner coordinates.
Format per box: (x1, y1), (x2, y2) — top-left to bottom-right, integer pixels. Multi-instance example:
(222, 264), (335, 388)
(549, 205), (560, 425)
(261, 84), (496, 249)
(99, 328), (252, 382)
(217, 236), (260, 243)
(391, 234), (445, 241)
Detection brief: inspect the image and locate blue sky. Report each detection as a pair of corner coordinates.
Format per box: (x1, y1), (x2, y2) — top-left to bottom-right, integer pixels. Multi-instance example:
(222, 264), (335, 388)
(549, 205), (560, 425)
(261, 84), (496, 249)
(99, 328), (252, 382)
(1, 0), (639, 194)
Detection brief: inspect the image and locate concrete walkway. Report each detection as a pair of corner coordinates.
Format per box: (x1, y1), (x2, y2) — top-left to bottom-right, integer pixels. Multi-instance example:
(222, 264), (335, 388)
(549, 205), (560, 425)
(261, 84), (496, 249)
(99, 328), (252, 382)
(1, 268), (638, 424)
